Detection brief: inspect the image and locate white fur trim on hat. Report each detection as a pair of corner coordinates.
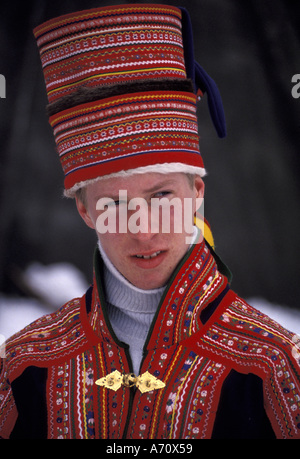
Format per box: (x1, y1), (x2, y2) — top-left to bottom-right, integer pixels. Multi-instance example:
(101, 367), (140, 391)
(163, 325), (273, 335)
(64, 163), (206, 198)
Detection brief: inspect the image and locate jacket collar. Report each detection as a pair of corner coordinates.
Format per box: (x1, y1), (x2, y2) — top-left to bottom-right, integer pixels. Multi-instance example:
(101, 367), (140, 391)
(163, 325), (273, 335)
(87, 239), (229, 350)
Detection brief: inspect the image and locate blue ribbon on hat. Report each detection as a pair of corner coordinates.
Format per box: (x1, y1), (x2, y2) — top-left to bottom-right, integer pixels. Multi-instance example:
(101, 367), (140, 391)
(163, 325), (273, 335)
(180, 7), (226, 138)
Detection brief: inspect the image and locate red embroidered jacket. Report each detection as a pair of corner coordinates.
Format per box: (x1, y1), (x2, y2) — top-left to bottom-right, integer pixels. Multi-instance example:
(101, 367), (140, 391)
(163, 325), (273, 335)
(1, 241), (300, 439)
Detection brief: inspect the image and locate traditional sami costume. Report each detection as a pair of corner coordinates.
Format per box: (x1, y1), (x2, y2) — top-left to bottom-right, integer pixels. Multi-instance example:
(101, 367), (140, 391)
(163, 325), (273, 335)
(1, 238), (300, 439)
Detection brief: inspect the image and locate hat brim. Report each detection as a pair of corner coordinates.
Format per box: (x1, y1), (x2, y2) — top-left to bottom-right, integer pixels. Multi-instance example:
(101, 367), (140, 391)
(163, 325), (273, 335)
(65, 162), (206, 198)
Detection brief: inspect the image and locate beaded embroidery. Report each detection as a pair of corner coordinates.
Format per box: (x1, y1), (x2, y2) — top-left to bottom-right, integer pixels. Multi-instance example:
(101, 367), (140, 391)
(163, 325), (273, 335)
(33, 5), (205, 193)
(1, 242), (300, 438)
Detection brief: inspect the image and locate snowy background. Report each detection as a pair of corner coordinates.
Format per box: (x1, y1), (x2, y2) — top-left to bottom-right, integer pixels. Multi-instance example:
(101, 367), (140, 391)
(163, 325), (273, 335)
(1, 262), (299, 341)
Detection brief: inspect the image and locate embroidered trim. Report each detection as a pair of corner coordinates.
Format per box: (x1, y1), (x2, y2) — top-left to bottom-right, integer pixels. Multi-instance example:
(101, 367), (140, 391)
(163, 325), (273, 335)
(1, 243), (300, 439)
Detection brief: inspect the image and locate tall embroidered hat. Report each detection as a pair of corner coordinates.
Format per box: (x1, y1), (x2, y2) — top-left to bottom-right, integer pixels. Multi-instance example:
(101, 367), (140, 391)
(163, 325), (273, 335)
(34, 4), (226, 197)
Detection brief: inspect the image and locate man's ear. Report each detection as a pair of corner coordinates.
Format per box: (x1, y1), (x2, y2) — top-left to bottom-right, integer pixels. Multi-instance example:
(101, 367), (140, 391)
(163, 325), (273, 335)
(75, 196), (95, 230)
(194, 175), (205, 212)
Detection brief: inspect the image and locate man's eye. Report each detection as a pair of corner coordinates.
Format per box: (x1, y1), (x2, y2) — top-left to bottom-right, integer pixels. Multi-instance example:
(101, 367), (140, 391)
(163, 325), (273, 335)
(154, 190), (172, 198)
(114, 201), (126, 207)
(103, 200), (124, 208)
(109, 200), (127, 207)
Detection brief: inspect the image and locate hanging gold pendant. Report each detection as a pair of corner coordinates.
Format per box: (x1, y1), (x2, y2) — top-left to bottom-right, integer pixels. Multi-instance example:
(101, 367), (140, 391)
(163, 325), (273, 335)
(95, 370), (165, 393)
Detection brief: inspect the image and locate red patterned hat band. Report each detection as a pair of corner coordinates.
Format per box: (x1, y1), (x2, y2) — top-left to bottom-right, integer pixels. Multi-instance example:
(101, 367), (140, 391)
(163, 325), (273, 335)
(34, 4), (187, 103)
(49, 90), (203, 194)
(34, 4), (209, 195)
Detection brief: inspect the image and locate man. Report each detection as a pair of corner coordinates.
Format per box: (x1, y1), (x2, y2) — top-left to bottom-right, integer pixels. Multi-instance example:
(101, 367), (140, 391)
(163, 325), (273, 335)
(0, 4), (299, 439)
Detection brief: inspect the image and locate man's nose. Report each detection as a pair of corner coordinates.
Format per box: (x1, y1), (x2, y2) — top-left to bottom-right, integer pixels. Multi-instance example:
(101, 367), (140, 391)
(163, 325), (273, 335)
(127, 199), (157, 240)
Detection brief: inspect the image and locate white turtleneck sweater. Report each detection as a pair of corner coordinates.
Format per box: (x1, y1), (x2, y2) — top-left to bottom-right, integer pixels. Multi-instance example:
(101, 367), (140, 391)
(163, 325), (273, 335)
(97, 227), (198, 375)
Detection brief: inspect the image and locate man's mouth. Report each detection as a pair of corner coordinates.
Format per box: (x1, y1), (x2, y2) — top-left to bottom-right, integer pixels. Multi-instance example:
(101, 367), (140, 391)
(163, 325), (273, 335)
(131, 249), (167, 270)
(135, 251), (162, 260)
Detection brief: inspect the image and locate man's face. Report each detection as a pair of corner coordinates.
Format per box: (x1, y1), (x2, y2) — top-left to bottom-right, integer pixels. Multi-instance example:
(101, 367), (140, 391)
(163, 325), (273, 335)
(76, 172), (204, 290)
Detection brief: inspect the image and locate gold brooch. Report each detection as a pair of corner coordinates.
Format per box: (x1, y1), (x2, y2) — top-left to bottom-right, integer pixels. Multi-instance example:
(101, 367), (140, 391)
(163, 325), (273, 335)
(95, 370), (165, 393)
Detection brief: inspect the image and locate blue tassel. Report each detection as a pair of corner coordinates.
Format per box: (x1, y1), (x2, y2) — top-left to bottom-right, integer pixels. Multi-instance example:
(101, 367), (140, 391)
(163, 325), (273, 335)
(180, 7), (227, 138)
